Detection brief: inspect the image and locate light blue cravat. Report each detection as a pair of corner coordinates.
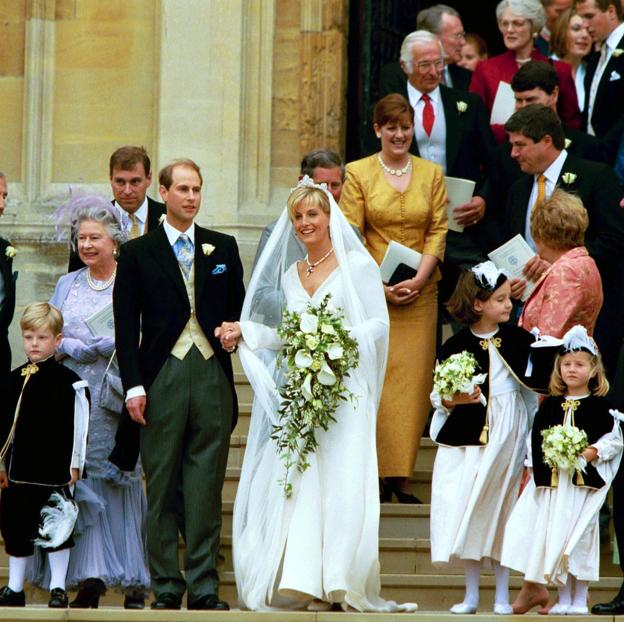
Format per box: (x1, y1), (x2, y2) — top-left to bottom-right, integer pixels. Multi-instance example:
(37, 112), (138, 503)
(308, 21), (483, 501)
(173, 234), (194, 279)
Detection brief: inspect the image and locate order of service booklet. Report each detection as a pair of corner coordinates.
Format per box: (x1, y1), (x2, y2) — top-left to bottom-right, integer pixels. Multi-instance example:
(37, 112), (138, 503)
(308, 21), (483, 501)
(487, 234), (537, 302)
(444, 176), (476, 233)
(379, 241), (422, 285)
(85, 303), (115, 337)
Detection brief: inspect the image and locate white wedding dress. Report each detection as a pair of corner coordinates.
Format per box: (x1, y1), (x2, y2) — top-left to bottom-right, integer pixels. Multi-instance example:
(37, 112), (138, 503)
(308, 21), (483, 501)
(232, 187), (414, 612)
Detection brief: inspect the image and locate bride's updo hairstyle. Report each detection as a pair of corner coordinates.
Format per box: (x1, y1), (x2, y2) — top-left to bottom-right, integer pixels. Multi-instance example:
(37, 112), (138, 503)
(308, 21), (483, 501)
(286, 184), (331, 221)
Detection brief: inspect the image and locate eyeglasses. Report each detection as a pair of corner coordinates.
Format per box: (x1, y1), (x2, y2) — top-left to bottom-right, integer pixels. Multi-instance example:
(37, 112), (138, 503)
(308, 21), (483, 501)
(449, 31), (466, 41)
(414, 58), (445, 74)
(499, 19), (529, 30)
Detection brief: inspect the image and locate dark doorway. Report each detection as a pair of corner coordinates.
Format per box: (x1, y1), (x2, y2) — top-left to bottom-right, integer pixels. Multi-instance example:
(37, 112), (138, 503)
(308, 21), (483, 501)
(346, 0), (502, 161)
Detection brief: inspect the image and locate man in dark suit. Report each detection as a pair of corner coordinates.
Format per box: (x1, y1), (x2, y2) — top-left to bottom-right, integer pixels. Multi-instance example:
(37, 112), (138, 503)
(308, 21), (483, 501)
(380, 4), (472, 98)
(503, 105), (624, 371)
(535, 0), (574, 54)
(111, 159), (245, 610)
(68, 145), (166, 270)
(0, 173), (16, 379)
(576, 0), (624, 137)
(387, 30), (496, 303)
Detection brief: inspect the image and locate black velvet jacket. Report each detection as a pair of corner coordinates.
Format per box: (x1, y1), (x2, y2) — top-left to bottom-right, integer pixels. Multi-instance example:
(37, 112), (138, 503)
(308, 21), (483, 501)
(0, 357), (85, 486)
(532, 394), (615, 490)
(434, 324), (552, 447)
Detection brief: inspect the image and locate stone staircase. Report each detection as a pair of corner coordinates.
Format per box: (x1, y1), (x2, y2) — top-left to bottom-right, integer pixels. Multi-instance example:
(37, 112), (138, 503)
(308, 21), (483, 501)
(1, 370), (622, 620)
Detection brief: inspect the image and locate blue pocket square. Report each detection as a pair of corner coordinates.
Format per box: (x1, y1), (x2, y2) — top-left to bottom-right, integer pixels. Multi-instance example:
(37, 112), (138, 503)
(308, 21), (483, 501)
(211, 264), (227, 275)
(610, 70), (621, 82)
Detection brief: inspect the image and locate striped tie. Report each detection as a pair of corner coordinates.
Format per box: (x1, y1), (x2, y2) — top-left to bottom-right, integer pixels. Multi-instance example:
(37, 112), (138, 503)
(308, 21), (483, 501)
(173, 234), (194, 279)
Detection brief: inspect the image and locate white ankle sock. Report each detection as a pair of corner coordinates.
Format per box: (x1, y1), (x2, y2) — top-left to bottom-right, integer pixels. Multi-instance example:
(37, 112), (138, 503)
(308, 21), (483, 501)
(8, 556), (30, 593)
(557, 575), (572, 607)
(493, 560), (510, 605)
(48, 549), (70, 591)
(463, 559), (481, 606)
(572, 578), (589, 608)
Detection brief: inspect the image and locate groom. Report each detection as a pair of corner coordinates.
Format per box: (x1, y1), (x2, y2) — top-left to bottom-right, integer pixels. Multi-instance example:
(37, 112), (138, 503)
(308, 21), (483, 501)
(111, 158), (245, 610)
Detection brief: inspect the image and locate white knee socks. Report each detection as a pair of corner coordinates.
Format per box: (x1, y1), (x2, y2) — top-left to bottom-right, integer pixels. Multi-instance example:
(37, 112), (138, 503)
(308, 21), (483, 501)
(48, 549), (70, 591)
(572, 578), (589, 608)
(8, 556), (29, 593)
(450, 559), (480, 613)
(493, 560), (510, 606)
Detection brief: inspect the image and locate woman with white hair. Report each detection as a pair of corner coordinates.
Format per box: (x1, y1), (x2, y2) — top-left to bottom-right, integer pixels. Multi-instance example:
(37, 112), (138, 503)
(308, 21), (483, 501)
(31, 196), (150, 608)
(470, 0), (580, 142)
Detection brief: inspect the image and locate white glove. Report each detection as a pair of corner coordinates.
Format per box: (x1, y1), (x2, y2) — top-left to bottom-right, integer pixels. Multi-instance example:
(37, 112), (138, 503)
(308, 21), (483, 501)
(58, 337), (99, 363)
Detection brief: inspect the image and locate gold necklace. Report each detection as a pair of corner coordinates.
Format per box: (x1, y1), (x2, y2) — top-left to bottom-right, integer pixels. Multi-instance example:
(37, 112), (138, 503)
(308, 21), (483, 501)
(377, 153), (412, 177)
(86, 269), (116, 291)
(305, 248), (334, 277)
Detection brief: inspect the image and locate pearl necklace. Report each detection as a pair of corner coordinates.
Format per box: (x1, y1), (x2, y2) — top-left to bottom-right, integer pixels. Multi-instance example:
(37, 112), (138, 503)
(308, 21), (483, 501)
(86, 269), (116, 291)
(377, 153), (412, 177)
(305, 248), (334, 277)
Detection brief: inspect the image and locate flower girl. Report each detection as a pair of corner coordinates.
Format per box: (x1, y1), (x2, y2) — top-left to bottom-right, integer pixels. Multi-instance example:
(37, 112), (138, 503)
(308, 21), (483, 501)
(430, 262), (544, 615)
(501, 325), (623, 615)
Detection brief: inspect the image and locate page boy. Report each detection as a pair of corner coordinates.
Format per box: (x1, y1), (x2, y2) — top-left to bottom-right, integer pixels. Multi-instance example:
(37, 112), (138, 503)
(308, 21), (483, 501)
(0, 302), (88, 608)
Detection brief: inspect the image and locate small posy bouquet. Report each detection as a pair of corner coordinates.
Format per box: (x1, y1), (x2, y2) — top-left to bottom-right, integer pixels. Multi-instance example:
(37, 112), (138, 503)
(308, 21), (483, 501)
(541, 424), (588, 485)
(272, 293), (359, 497)
(433, 351), (487, 406)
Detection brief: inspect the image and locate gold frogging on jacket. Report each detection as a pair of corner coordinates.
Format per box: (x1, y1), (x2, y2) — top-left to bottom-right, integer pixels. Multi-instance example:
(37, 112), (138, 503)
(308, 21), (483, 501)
(478, 337), (501, 444)
(550, 399), (583, 487)
(0, 363), (40, 462)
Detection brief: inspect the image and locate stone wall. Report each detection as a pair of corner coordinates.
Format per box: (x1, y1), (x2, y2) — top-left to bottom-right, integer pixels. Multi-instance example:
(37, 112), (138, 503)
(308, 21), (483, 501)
(2, 0), (349, 363)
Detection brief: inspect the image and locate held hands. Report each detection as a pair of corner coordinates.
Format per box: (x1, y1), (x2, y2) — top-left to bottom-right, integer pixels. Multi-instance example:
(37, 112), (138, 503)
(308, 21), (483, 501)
(580, 446), (598, 463)
(127, 396), (147, 426)
(0, 471), (8, 489)
(215, 322), (241, 353)
(384, 277), (424, 306)
(452, 196), (486, 227)
(442, 386), (483, 409)
(70, 468), (79, 485)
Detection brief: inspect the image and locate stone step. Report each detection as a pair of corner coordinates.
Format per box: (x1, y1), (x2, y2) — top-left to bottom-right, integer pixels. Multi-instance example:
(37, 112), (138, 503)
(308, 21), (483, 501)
(12, 570), (622, 611)
(222, 469), (434, 503)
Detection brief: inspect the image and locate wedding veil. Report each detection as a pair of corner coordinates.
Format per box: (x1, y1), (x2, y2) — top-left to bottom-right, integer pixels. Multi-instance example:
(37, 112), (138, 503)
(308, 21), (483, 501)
(233, 178), (390, 609)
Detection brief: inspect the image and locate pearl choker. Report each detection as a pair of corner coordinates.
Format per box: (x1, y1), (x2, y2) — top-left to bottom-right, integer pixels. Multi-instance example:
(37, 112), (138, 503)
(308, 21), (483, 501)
(377, 154), (412, 177)
(305, 248), (334, 277)
(86, 269), (116, 291)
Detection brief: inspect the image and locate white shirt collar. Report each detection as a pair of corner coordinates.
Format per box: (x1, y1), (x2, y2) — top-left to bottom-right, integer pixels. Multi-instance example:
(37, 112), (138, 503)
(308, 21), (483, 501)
(114, 196), (148, 225)
(163, 219), (195, 247)
(406, 82), (440, 108)
(540, 148), (568, 185)
(606, 22), (624, 52)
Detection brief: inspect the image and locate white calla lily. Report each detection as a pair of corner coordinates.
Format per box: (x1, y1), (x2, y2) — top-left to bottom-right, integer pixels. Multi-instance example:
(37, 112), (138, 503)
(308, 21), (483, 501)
(317, 362), (336, 386)
(302, 373), (314, 400)
(327, 342), (343, 360)
(300, 313), (318, 334)
(294, 349), (313, 368)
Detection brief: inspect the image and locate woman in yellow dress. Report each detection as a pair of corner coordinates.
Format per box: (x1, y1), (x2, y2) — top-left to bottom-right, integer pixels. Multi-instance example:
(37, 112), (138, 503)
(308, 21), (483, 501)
(340, 93), (448, 502)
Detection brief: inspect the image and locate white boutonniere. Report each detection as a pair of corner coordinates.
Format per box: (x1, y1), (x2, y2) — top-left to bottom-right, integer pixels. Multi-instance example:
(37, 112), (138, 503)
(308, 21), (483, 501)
(561, 172), (577, 185)
(5, 246), (16, 259)
(613, 49), (623, 58)
(158, 214), (166, 225)
(564, 138), (572, 149)
(202, 243), (215, 256)
(456, 101), (468, 113)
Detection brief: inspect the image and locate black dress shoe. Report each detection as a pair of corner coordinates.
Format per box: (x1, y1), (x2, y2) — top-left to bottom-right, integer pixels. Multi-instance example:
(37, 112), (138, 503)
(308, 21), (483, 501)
(124, 594), (146, 609)
(0, 586), (25, 607)
(48, 588), (69, 608)
(188, 594), (230, 610)
(151, 592), (182, 610)
(70, 577), (106, 608)
(591, 595), (624, 615)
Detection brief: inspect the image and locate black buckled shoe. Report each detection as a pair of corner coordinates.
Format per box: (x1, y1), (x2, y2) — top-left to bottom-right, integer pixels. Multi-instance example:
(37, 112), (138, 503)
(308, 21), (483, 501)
(151, 592), (182, 610)
(188, 594), (230, 610)
(592, 589), (624, 615)
(48, 588), (69, 608)
(0, 586), (25, 607)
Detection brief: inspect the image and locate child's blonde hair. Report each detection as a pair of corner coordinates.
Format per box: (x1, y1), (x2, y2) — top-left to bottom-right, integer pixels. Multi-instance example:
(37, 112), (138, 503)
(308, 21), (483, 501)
(20, 302), (63, 336)
(549, 350), (610, 397)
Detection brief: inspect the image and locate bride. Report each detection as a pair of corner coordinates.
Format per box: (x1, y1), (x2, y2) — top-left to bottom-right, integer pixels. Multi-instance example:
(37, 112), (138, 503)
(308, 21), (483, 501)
(216, 178), (414, 612)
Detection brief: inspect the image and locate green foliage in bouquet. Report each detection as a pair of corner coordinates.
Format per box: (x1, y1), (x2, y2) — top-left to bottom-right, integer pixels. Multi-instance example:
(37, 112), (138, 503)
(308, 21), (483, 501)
(433, 351), (482, 401)
(541, 424), (588, 472)
(272, 293), (359, 497)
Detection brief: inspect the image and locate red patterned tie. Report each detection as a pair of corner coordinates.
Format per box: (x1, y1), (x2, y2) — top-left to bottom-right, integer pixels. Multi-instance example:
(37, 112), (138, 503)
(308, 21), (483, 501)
(421, 93), (434, 136)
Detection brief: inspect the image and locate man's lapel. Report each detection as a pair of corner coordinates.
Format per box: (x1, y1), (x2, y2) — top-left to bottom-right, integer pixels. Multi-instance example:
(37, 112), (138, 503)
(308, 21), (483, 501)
(596, 33), (624, 98)
(193, 226), (218, 303)
(403, 82), (422, 158)
(510, 175), (533, 236)
(148, 226), (188, 302)
(440, 85), (461, 172)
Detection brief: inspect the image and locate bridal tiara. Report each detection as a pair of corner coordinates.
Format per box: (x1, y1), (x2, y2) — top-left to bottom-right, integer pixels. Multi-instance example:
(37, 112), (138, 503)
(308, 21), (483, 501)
(290, 175), (330, 195)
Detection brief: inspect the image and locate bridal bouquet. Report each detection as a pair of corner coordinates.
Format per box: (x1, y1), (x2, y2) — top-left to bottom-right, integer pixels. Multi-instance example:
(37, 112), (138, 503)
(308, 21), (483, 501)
(541, 424), (588, 473)
(272, 293), (359, 497)
(433, 351), (487, 406)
